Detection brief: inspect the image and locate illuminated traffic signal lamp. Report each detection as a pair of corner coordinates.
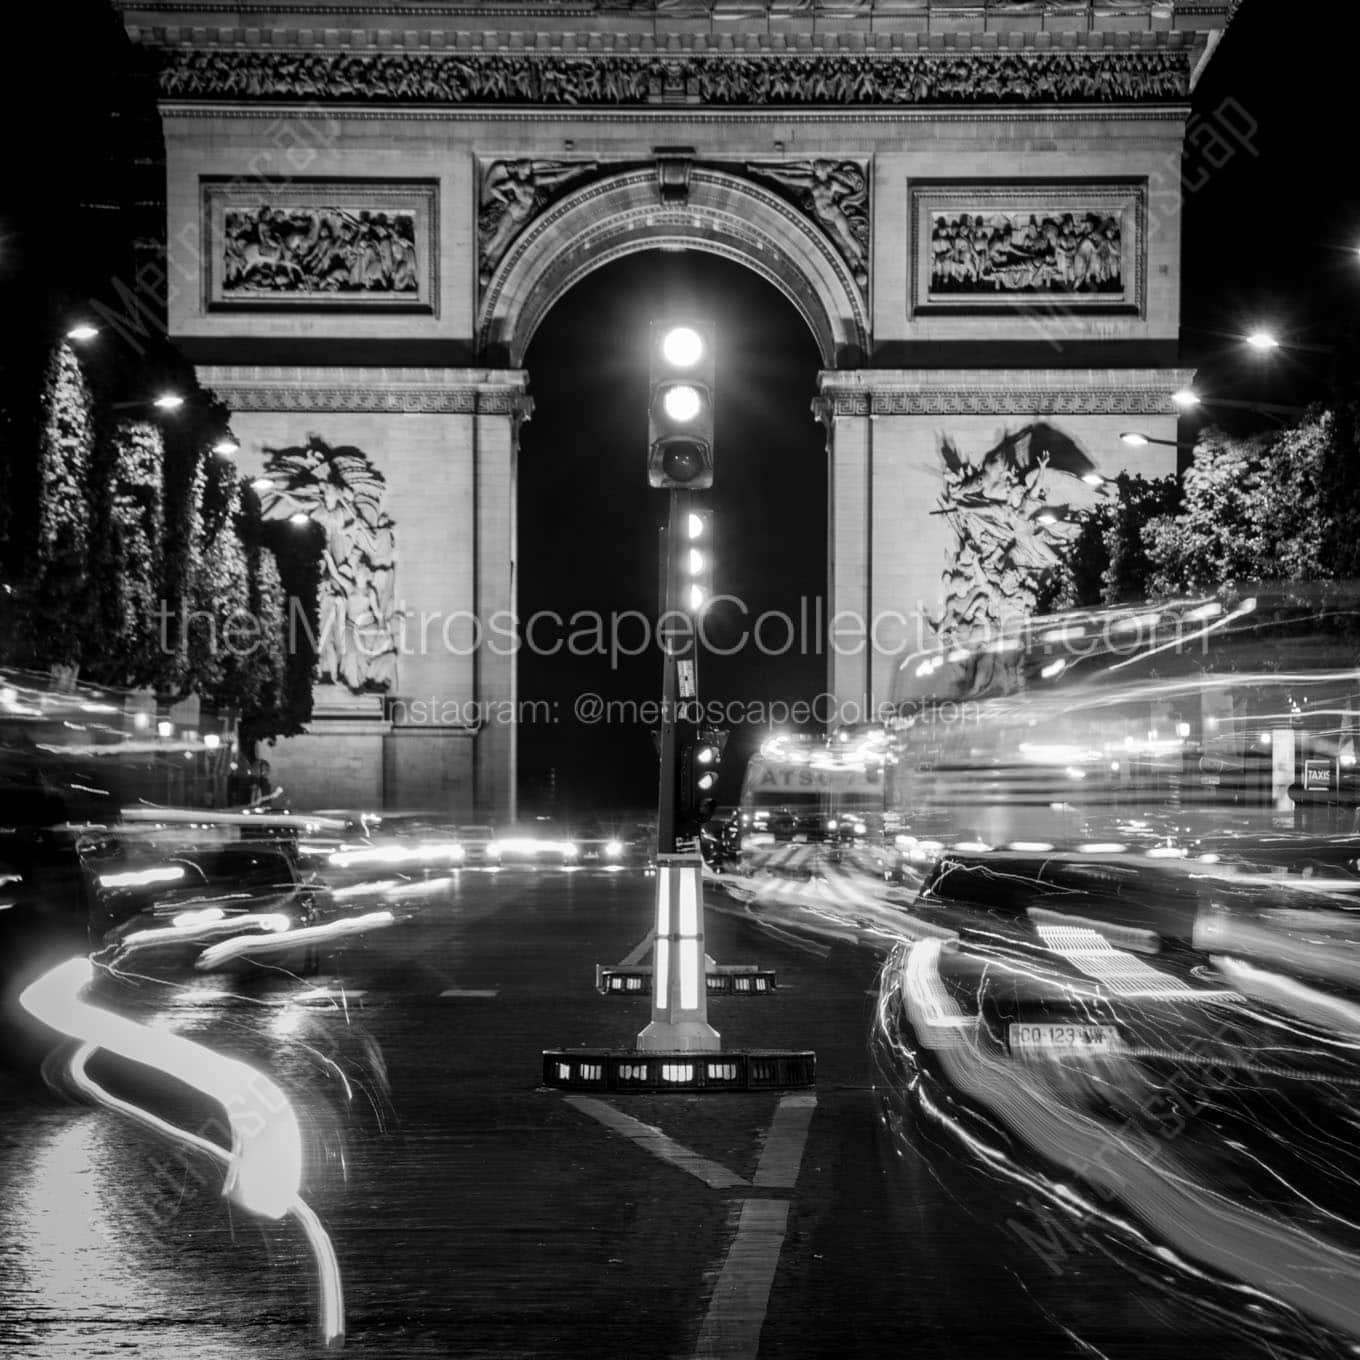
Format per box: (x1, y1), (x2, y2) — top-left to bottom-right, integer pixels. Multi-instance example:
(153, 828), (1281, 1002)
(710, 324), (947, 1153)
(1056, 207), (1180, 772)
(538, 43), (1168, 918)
(678, 728), (728, 834)
(678, 509), (714, 615)
(649, 321), (715, 489)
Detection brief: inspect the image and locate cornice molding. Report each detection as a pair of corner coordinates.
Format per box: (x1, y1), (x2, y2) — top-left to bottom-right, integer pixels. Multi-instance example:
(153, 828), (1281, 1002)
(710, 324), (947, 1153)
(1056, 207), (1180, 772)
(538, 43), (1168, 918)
(815, 366), (1195, 416)
(199, 364), (531, 414)
(117, 0), (1239, 27)
(160, 100), (1190, 124)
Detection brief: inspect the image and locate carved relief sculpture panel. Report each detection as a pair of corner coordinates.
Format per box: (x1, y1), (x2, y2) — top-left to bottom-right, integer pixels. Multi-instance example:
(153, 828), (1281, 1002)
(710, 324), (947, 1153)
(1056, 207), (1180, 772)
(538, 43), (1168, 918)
(477, 159), (600, 287)
(202, 180), (438, 312)
(932, 422), (1100, 648)
(744, 159), (870, 291)
(160, 49), (1192, 108)
(910, 182), (1146, 316)
(259, 436), (401, 693)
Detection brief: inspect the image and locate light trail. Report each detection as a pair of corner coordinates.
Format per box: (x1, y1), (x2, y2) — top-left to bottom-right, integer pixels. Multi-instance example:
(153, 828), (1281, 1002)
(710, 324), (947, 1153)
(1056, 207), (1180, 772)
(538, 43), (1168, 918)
(18, 957), (346, 1347)
(195, 910), (396, 971)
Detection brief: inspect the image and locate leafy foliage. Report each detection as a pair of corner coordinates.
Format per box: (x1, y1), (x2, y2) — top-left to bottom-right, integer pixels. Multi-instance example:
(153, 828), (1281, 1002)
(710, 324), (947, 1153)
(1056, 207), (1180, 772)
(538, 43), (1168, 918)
(1034, 472), (1182, 611)
(1144, 415), (1332, 597)
(87, 420), (167, 687)
(27, 345), (96, 668)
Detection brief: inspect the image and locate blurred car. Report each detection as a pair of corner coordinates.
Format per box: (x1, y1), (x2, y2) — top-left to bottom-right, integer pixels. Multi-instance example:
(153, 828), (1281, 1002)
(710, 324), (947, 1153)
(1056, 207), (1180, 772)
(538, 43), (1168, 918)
(485, 826), (579, 866)
(90, 839), (327, 972)
(570, 823), (642, 868)
(873, 840), (1360, 1357)
(306, 810), (466, 879)
(455, 824), (501, 865)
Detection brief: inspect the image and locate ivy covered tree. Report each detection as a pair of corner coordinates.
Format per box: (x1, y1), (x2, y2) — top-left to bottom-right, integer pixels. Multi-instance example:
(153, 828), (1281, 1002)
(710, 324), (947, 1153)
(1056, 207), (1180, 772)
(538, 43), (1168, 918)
(86, 420), (167, 688)
(26, 344), (97, 673)
(190, 456), (256, 713)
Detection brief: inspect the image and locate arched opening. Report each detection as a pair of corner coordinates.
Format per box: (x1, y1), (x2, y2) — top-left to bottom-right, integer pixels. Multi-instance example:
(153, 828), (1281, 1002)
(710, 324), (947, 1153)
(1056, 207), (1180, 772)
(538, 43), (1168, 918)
(517, 250), (825, 818)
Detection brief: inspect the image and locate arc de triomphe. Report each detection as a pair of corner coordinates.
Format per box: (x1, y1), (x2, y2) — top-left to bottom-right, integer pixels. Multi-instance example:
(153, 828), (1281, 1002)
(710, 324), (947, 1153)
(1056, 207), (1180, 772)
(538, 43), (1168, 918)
(118, 0), (1241, 815)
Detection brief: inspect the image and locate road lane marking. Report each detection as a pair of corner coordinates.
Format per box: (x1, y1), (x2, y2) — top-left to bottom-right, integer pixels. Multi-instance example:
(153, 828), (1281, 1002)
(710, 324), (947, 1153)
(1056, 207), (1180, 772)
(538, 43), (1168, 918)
(439, 988), (501, 998)
(564, 1095), (749, 1191)
(753, 1094), (816, 1189)
(564, 1091), (818, 1360)
(692, 1199), (791, 1360)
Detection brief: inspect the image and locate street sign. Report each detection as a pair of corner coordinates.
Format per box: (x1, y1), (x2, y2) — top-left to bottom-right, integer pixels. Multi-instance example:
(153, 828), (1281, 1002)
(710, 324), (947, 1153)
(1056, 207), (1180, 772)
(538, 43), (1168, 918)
(1303, 758), (1335, 792)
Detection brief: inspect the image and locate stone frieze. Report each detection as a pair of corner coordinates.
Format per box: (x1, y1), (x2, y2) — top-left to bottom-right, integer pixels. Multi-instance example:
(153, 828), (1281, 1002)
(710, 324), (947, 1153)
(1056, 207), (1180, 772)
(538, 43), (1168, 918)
(158, 47), (1191, 106)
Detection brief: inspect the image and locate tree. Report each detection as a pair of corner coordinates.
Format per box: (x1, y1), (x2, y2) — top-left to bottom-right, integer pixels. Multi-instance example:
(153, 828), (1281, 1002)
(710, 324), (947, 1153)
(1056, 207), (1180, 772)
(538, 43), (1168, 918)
(191, 458), (256, 713)
(86, 419), (167, 688)
(1036, 472), (1181, 610)
(1144, 415), (1332, 597)
(25, 344), (96, 672)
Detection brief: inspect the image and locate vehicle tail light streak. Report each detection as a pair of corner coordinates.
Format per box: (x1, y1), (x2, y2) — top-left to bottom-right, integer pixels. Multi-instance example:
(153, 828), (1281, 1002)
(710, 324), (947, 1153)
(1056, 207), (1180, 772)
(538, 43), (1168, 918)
(876, 936), (1360, 1355)
(18, 956), (346, 1347)
(194, 910), (395, 971)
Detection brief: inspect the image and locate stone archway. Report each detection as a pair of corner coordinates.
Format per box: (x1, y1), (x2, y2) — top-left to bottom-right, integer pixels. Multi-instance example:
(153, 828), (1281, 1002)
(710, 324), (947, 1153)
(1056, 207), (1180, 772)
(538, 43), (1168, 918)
(478, 165), (869, 370)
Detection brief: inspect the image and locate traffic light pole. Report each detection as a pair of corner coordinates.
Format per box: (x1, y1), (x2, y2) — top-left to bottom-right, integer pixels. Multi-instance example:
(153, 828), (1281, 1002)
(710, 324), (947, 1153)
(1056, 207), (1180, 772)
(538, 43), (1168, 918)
(639, 487), (719, 1053)
(656, 489), (685, 859)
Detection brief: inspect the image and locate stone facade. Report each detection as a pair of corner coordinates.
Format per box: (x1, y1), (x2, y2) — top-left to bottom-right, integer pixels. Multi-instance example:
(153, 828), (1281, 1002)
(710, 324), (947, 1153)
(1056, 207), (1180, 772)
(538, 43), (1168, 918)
(118, 0), (1240, 814)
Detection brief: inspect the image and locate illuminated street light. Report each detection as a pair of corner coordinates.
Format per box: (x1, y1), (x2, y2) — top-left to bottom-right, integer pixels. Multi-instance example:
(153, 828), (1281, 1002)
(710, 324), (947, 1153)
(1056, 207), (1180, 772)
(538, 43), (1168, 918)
(1172, 388), (1200, 409)
(289, 512), (311, 527)
(66, 323), (99, 343)
(212, 438), (240, 458)
(251, 477), (275, 492)
(1081, 472), (1107, 487)
(153, 392), (185, 411)
(1246, 330), (1280, 352)
(1121, 431), (1199, 452)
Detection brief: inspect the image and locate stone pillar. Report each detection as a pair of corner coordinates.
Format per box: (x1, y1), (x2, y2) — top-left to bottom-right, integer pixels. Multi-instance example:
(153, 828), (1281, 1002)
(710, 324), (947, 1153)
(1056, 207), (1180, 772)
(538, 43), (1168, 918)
(815, 392), (873, 721)
(471, 379), (531, 821)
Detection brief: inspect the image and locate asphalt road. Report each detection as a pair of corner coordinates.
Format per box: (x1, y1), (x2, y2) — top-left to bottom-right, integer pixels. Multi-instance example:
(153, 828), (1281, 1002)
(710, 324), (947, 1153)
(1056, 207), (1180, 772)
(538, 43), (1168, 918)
(0, 866), (1276, 1358)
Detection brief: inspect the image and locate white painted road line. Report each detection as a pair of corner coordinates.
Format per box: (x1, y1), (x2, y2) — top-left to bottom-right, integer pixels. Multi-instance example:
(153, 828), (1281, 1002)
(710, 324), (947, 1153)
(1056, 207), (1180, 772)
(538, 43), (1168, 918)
(753, 1094), (816, 1189)
(692, 1199), (792, 1360)
(564, 1095), (749, 1191)
(439, 988), (501, 998)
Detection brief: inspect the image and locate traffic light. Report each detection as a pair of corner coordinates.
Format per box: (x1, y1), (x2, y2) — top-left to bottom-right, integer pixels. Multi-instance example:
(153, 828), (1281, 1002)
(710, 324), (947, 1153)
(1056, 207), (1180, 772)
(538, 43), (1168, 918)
(678, 728), (728, 834)
(648, 321), (715, 489)
(675, 508), (714, 616)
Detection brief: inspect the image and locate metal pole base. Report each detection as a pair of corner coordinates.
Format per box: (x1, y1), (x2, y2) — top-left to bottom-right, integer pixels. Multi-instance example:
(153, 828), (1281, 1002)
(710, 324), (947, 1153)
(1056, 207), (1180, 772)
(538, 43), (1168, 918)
(635, 1017), (721, 1053)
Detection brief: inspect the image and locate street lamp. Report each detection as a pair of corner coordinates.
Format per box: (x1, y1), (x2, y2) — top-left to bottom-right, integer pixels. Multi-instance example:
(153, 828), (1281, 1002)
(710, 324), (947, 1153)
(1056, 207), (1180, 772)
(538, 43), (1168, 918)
(66, 323), (99, 343)
(1246, 330), (1280, 352)
(212, 437), (240, 459)
(1172, 388), (1201, 409)
(1120, 431), (1195, 450)
(153, 392), (185, 411)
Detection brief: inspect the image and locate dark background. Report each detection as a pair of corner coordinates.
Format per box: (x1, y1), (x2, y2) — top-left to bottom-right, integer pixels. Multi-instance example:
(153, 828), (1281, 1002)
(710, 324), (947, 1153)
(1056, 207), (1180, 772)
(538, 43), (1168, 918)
(3, 1), (1356, 817)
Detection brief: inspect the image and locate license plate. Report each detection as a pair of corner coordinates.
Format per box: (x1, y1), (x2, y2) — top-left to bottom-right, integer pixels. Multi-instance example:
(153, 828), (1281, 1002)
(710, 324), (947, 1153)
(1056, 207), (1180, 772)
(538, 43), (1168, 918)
(1008, 1022), (1122, 1055)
